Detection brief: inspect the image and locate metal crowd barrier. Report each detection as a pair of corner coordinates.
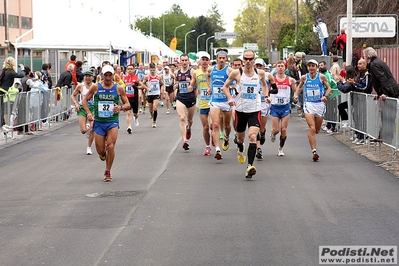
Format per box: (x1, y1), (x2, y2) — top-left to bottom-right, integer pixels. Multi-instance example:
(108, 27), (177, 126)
(1, 86), (73, 144)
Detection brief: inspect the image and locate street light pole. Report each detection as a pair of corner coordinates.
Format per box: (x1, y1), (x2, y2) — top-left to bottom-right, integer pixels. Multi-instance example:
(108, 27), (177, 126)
(174, 23), (186, 38)
(185, 29), (196, 54)
(205, 36), (215, 53)
(196, 33), (206, 53)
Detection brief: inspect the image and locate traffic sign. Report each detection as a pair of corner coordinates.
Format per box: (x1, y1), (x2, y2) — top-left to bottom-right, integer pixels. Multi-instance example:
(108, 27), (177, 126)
(215, 32), (239, 40)
(243, 43), (259, 52)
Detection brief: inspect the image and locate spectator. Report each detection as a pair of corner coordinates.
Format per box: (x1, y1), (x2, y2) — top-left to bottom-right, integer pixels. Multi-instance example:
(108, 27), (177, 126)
(294, 52), (308, 112)
(17, 67), (33, 134)
(336, 60), (372, 144)
(64, 55), (77, 86)
(313, 18), (329, 56)
(47, 63), (53, 88)
(57, 64), (74, 88)
(120, 50), (135, 70)
(335, 28), (347, 61)
(29, 72), (50, 131)
(1, 57), (25, 128)
(76, 61), (84, 83)
(318, 60), (339, 134)
(41, 63), (49, 86)
(363, 47), (399, 99)
(329, 56), (341, 77)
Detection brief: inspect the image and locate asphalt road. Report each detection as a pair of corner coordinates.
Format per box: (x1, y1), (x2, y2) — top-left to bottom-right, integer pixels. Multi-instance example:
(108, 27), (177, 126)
(1, 107), (398, 266)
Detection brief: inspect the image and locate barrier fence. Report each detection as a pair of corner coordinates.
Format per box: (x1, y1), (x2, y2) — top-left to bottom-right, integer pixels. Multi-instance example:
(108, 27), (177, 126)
(324, 91), (399, 164)
(1, 86), (73, 143)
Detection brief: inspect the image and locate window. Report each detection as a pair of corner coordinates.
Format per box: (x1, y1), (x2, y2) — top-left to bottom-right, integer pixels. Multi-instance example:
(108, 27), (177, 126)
(8, 15), (19, 28)
(0, 14), (4, 26)
(22, 17), (31, 29)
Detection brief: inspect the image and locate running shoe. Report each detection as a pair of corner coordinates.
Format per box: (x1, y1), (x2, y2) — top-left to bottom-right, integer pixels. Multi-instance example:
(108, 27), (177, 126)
(256, 147), (263, 159)
(203, 146), (211, 156)
(245, 165), (257, 179)
(166, 109), (170, 114)
(99, 151), (106, 161)
(215, 150), (223, 160)
(152, 121), (157, 128)
(150, 113), (153, 119)
(220, 132), (224, 139)
(237, 144), (246, 164)
(222, 136), (230, 151)
(312, 150), (319, 161)
(278, 148), (284, 156)
(159, 101), (164, 106)
(142, 107), (146, 114)
(259, 131), (266, 145)
(86, 147), (92, 155)
(127, 126), (132, 134)
(103, 170), (112, 182)
(139, 107), (143, 114)
(233, 133), (237, 144)
(183, 141), (190, 150)
(270, 133), (276, 143)
(186, 124), (191, 140)
(134, 117), (139, 127)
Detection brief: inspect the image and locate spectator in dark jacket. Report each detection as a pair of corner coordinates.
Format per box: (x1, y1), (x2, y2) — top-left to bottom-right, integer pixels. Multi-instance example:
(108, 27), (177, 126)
(363, 47), (399, 99)
(1, 57), (25, 127)
(335, 28), (347, 61)
(56, 64), (74, 88)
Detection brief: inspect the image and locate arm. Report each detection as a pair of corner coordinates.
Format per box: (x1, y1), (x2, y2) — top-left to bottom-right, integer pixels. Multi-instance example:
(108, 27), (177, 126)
(188, 69), (195, 92)
(293, 75), (306, 102)
(260, 71), (270, 102)
(289, 77), (298, 98)
(268, 73), (278, 94)
(116, 85), (130, 112)
(71, 84), (82, 111)
(320, 74), (331, 100)
(82, 84), (97, 121)
(222, 70), (238, 105)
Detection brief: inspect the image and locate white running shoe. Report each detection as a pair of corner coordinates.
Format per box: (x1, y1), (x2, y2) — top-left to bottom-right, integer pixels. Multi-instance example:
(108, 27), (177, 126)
(278, 148), (284, 156)
(86, 147), (92, 155)
(134, 117), (139, 127)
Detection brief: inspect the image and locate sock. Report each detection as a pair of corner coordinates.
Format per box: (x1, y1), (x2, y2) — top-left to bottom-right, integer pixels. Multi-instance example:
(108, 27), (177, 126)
(279, 135), (287, 148)
(248, 143), (257, 165)
(216, 146), (221, 152)
(237, 142), (244, 152)
(153, 110), (158, 121)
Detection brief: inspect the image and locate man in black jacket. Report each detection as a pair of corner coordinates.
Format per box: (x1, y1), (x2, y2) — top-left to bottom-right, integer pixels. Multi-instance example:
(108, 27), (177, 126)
(56, 64), (74, 88)
(363, 47), (399, 99)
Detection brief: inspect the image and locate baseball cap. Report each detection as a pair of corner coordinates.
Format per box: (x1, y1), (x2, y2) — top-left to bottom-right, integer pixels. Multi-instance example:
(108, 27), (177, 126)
(317, 18), (322, 23)
(307, 59), (318, 65)
(102, 65), (114, 74)
(255, 58), (265, 66)
(84, 70), (94, 76)
(196, 51), (211, 60)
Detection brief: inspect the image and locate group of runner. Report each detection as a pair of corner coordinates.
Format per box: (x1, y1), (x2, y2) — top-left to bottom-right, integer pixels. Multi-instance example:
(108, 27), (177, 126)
(72, 49), (331, 181)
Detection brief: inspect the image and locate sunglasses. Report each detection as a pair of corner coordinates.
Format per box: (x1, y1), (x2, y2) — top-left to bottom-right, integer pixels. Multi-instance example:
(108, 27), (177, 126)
(243, 57), (254, 61)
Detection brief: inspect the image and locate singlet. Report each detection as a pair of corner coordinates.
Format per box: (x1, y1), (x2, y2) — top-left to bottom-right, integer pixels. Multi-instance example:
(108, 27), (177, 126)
(195, 68), (210, 109)
(146, 75), (161, 96)
(210, 65), (229, 103)
(124, 74), (139, 98)
(271, 77), (291, 105)
(304, 72), (324, 103)
(80, 83), (94, 105)
(235, 68), (261, 113)
(163, 73), (174, 88)
(136, 69), (147, 82)
(176, 68), (195, 101)
(94, 83), (119, 122)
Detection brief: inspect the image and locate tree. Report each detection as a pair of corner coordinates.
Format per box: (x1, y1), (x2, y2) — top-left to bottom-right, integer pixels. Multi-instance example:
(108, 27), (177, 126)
(206, 1), (228, 49)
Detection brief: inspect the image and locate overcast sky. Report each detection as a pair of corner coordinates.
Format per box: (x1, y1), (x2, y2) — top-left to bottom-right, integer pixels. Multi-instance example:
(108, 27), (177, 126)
(33, 0), (244, 32)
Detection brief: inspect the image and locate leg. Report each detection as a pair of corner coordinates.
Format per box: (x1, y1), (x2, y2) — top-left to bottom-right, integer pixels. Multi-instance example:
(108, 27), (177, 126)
(176, 100), (187, 143)
(209, 107), (221, 149)
(199, 113), (211, 146)
(219, 109), (224, 139)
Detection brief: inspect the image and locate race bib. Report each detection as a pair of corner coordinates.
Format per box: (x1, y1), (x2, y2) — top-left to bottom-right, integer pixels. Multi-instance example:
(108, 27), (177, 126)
(179, 81), (189, 93)
(306, 88), (321, 101)
(98, 101), (114, 118)
(126, 84), (134, 97)
(200, 89), (211, 100)
(242, 84), (257, 100)
(212, 86), (226, 99)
